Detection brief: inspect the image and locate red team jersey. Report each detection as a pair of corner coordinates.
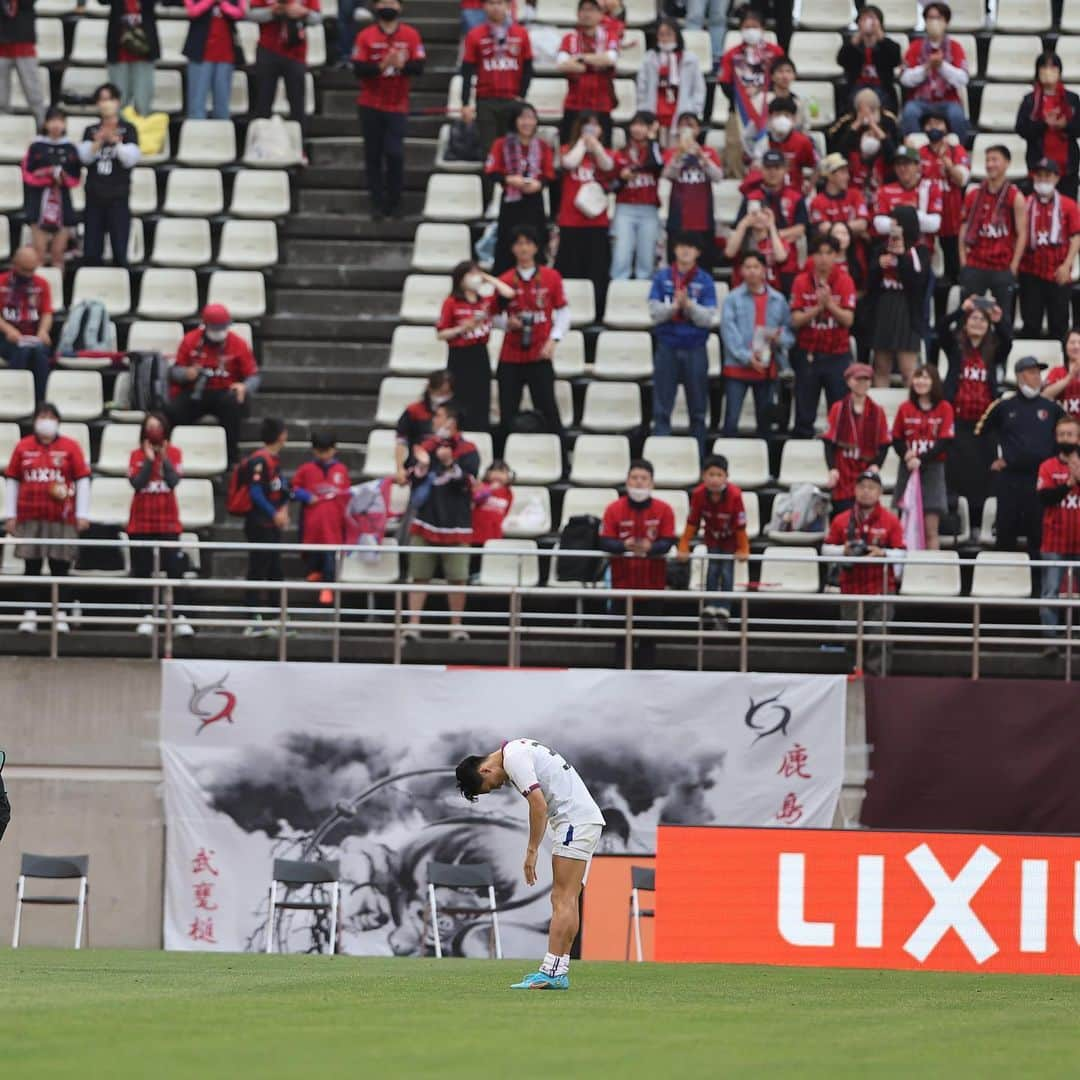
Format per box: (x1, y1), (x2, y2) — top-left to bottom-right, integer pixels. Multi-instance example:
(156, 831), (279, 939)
(496, 266), (567, 364)
(170, 329), (258, 397)
(902, 37), (968, 104)
(825, 504), (905, 594)
(484, 136), (556, 186)
(664, 145), (723, 232)
(353, 23), (426, 112)
(892, 399), (956, 462)
(718, 41), (785, 96)
(437, 294), (492, 348)
(127, 446), (183, 535)
(462, 21), (531, 99)
(1045, 366), (1080, 417)
(918, 143), (969, 237)
(1038, 455), (1080, 554)
(874, 179), (943, 242)
(808, 187), (869, 230)
(0, 271), (51, 336)
(558, 147), (617, 228)
(766, 131), (818, 191)
(823, 397), (891, 502)
(250, 0), (321, 62)
(744, 182), (806, 276)
(952, 349), (993, 422)
(293, 458), (351, 545)
(613, 143), (660, 206)
(5, 434), (90, 524)
(685, 484), (746, 553)
(558, 27), (618, 113)
(962, 183), (1021, 270)
(600, 495), (676, 590)
(1020, 194), (1080, 280)
(471, 483), (514, 544)
(790, 264), (857, 354)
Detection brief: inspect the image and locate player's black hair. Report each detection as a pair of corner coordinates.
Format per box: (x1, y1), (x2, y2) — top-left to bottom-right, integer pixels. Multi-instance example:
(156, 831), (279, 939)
(260, 416), (286, 445)
(455, 755), (486, 802)
(703, 454), (729, 473)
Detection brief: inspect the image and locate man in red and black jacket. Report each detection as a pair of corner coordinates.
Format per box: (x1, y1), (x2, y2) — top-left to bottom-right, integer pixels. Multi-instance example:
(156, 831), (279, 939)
(394, 369), (454, 484)
(599, 458), (676, 668)
(243, 416), (290, 637)
(167, 303), (260, 464)
(0, 246), (53, 404)
(250, 0), (322, 141)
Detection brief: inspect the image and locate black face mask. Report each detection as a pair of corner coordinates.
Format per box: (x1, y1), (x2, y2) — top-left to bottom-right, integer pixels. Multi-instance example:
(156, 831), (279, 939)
(375, 6), (397, 20)
(1057, 442), (1080, 456)
(926, 128), (945, 143)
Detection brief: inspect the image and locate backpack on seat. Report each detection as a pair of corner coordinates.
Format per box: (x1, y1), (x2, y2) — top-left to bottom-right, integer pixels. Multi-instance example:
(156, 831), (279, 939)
(556, 514), (604, 582)
(58, 299), (114, 356)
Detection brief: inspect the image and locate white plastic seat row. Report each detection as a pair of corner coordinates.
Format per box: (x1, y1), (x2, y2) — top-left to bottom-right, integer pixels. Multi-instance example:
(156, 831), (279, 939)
(69, 267), (267, 320)
(149, 219), (278, 269)
(84, 476), (216, 528)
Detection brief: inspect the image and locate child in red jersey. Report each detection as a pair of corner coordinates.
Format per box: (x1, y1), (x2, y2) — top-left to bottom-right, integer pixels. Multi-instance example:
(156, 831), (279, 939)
(292, 430), (351, 603)
(471, 459), (515, 545)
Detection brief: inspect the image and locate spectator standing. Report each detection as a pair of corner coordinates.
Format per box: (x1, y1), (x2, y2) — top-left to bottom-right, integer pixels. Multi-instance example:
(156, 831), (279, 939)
(1018, 158), (1080, 340)
(494, 225), (570, 438)
(808, 153), (869, 244)
(292, 431), (350, 605)
(22, 107), (80, 269)
(78, 83), (141, 268)
(917, 109), (970, 283)
(556, 0), (619, 146)
(959, 144), (1027, 327)
(471, 459), (514, 545)
(761, 96), (817, 192)
(352, 0), (425, 220)
(460, 0), (532, 161)
(0, 246), (53, 404)
(635, 18), (705, 146)
(182, 0), (245, 120)
(724, 198), (789, 292)
(610, 110), (663, 281)
(649, 232), (716, 457)
(873, 146), (942, 246)
(733, 148), (806, 290)
(899, 1), (969, 140)
(555, 111), (615, 321)
(1036, 416), (1080, 645)
(406, 403), (479, 641)
(1044, 327), (1080, 419)
(0, 0), (45, 127)
(662, 112), (724, 269)
(3, 402), (90, 636)
(868, 205), (930, 388)
(436, 260), (515, 432)
(941, 299), (1008, 536)
(598, 458), (676, 668)
(484, 104), (554, 275)
(127, 412), (194, 638)
(767, 56), (809, 133)
(97, 0), (160, 117)
(1017, 53), (1080, 202)
(394, 369), (453, 483)
(837, 4), (901, 112)
(720, 249), (792, 437)
(822, 362), (890, 518)
(249, 0), (321, 141)
(790, 234), (857, 437)
(241, 416), (290, 638)
(976, 355), (1064, 564)
(892, 365), (955, 548)
(832, 87), (897, 210)
(166, 303), (260, 464)
(676, 454), (749, 621)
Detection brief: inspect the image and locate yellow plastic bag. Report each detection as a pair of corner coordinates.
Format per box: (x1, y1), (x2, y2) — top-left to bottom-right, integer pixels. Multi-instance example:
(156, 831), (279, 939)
(122, 106), (169, 157)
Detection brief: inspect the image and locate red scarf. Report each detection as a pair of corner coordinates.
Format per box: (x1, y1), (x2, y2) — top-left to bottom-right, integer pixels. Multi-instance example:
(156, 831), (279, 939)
(962, 180), (1012, 250)
(834, 395), (884, 459)
(1033, 82), (1072, 171)
(502, 135), (542, 204)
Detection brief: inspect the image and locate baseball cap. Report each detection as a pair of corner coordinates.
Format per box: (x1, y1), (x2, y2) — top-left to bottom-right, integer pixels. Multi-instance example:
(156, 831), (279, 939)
(844, 362), (874, 381)
(819, 152), (848, 176)
(1034, 157), (1061, 175)
(761, 149), (786, 167)
(201, 303), (231, 326)
(893, 146), (921, 165)
(1014, 356), (1048, 373)
(856, 469), (883, 486)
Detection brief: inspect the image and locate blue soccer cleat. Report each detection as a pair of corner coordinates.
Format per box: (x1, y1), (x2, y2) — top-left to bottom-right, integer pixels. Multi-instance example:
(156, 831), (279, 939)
(510, 971), (569, 990)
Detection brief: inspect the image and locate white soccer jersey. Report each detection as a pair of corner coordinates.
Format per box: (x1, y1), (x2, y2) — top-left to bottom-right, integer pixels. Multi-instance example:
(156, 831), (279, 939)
(502, 739), (606, 826)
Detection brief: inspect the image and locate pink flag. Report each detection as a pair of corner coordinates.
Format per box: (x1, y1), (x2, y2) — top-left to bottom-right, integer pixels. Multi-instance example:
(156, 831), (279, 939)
(899, 471), (926, 552)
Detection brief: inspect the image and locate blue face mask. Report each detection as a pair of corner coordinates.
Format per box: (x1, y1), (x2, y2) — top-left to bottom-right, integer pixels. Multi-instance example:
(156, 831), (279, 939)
(927, 128), (945, 143)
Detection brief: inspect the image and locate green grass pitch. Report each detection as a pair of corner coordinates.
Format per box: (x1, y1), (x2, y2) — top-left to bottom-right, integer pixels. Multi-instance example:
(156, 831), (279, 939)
(4, 949), (1080, 1077)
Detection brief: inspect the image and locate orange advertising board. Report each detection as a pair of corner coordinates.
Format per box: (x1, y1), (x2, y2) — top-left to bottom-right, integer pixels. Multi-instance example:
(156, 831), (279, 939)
(655, 826), (1080, 974)
(581, 855), (656, 961)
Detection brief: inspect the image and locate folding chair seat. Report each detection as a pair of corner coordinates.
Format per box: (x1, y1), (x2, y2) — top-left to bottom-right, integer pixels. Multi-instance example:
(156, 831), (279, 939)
(163, 168), (225, 216)
(504, 433), (563, 484)
(581, 381), (643, 431)
(900, 550), (961, 597)
(0, 115), (36, 162)
(176, 478), (216, 529)
(984, 37), (1043, 83)
(569, 434), (630, 486)
(502, 486), (552, 538)
(88, 476), (133, 524)
(265, 859), (341, 955)
(423, 861), (502, 959)
(759, 545), (821, 592)
(137, 268), (199, 319)
(170, 424), (228, 477)
(411, 224), (472, 273)
(593, 330), (653, 378)
(642, 435), (699, 487)
(400, 275), (452, 323)
(603, 280), (652, 330)
(176, 119), (237, 166)
(230, 169), (291, 217)
(525, 78), (568, 121)
(150, 217), (212, 267)
(777, 438), (829, 487)
(45, 370), (103, 421)
(12, 854), (90, 949)
(388, 326), (448, 374)
(242, 118), (304, 167)
(95, 423), (141, 475)
(217, 220), (279, 269)
(559, 486), (618, 527)
(126, 320), (184, 356)
(376, 377), (426, 426)
(710, 437), (770, 488)
(423, 175), (484, 221)
(970, 551), (1032, 597)
(478, 538), (541, 586)
(207, 271), (266, 320)
(362, 429), (398, 477)
(0, 370), (35, 419)
(788, 31), (843, 78)
(562, 278), (596, 326)
(625, 865), (654, 962)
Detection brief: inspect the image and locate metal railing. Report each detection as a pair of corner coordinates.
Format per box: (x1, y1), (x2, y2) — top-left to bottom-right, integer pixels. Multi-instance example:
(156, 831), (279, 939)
(0, 537), (1075, 677)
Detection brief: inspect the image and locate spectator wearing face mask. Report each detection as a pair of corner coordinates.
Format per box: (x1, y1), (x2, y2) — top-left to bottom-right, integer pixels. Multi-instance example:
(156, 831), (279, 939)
(899, 1), (969, 140)
(436, 260), (515, 433)
(837, 5), (901, 113)
(292, 430), (351, 605)
(610, 110), (663, 281)
(1036, 415), (1080, 647)
(761, 96), (817, 193)
(22, 108), (81, 272)
(635, 18), (705, 146)
(394, 370), (453, 485)
(166, 304), (260, 464)
(832, 88), (897, 210)
(4, 402), (90, 636)
(917, 108), (970, 284)
(1017, 53), (1080, 203)
(0, 245), (53, 404)
(976, 355), (1064, 565)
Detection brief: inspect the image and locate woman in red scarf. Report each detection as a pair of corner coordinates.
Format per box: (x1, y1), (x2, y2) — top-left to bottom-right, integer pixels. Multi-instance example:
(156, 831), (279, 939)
(1017, 52), (1080, 201)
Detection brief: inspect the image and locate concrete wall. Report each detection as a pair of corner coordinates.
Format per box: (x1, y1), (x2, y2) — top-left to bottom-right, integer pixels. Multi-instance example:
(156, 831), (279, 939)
(0, 658), (163, 948)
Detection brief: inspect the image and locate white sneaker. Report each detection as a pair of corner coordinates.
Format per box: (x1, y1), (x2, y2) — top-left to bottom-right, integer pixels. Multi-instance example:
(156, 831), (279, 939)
(402, 626), (421, 642)
(703, 604), (730, 621)
(136, 616), (155, 636)
(174, 615), (195, 638)
(55, 619), (70, 634)
(243, 616), (268, 639)
(17, 609), (37, 634)
(449, 627), (470, 642)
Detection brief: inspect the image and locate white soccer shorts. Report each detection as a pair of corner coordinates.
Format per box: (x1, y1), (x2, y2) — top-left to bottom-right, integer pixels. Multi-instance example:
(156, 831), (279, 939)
(550, 821), (603, 863)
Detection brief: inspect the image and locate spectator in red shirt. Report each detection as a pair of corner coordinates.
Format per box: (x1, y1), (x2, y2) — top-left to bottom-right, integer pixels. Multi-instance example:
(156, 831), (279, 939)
(899, 1), (969, 140)
(394, 369), (453, 484)
(663, 112), (724, 270)
(611, 110), (663, 280)
(822, 361), (890, 518)
(4, 402), (91, 636)
(460, 0), (533, 160)
(1017, 52), (1080, 203)
(182, 0), (246, 120)
(917, 108), (970, 283)
(471, 459), (514, 545)
(97, 0), (161, 118)
(166, 303), (260, 464)
(556, 0), (619, 145)
(22, 108), (81, 271)
(556, 111), (616, 321)
(128, 412), (194, 639)
(0, 0), (45, 126)
(892, 364), (955, 548)
(352, 0), (426, 219)
(1036, 415), (1080, 644)
(837, 4), (902, 113)
(1044, 326), (1080, 420)
(436, 260), (514, 432)
(790, 233), (857, 437)
(292, 430), (351, 604)
(808, 152), (869, 244)
(250, 0), (321, 141)
(724, 196), (789, 292)
(959, 143), (1027, 327)
(833, 87), (897, 212)
(873, 145), (942, 245)
(598, 458), (676, 668)
(0, 246), (54, 404)
(1019, 158), (1080, 340)
(762, 96), (817, 193)
(635, 19), (706, 146)
(733, 148), (807, 289)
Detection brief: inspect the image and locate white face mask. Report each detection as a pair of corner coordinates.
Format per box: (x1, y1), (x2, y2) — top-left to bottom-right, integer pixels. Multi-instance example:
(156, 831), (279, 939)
(860, 134), (881, 157)
(658, 40), (677, 52)
(924, 17), (945, 37)
(770, 115), (793, 138)
(464, 273), (484, 292)
(435, 424), (453, 439)
(741, 26), (763, 46)
(1020, 382), (1041, 399)
(626, 485), (651, 503)
(430, 394), (452, 406)
(34, 418), (59, 440)
(205, 328), (227, 343)
(1034, 180), (1056, 198)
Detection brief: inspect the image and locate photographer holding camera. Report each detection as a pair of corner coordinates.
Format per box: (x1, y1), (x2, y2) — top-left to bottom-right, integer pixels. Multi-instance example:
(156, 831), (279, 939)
(1036, 416), (1080, 649)
(250, 0), (320, 140)
(166, 303), (260, 464)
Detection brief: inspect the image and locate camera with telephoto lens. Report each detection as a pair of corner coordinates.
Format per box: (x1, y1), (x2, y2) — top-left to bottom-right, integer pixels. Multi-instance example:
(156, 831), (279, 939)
(519, 311), (536, 351)
(190, 368), (211, 402)
(847, 538), (869, 558)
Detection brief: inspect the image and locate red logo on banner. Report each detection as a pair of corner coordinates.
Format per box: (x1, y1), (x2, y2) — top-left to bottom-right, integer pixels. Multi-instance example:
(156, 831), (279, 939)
(189, 675), (237, 735)
(655, 827), (1080, 974)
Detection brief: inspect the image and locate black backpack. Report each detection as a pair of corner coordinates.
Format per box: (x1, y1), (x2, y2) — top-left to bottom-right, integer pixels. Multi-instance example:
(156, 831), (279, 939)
(127, 351), (170, 413)
(445, 119), (482, 162)
(556, 514), (604, 583)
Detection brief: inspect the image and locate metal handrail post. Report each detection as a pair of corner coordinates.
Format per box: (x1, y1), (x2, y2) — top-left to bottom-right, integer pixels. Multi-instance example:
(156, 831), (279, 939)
(1067, 566), (1074, 682)
(277, 585), (288, 662)
(49, 580), (59, 660)
(508, 589), (520, 668)
(392, 591), (402, 665)
(150, 542), (161, 660)
(855, 599), (864, 674)
(972, 603), (980, 680)
(164, 583), (174, 660)
(332, 551), (342, 664)
(624, 595), (634, 671)
(739, 595), (749, 672)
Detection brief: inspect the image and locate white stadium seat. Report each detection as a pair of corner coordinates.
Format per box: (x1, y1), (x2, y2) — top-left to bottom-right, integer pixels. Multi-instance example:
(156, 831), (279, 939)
(176, 479), (216, 529)
(778, 439), (829, 487)
(137, 269), (199, 319)
(45, 371), (104, 421)
(163, 168), (225, 216)
(400, 275), (451, 324)
(72, 267), (131, 316)
(502, 486), (552, 538)
(977, 84), (1027, 131)
(569, 434), (629, 486)
(35, 16), (64, 62)
(207, 271), (267, 320)
(562, 278), (596, 327)
(581, 381), (643, 432)
(643, 436), (700, 488)
(388, 326), (449, 374)
(984, 36), (1043, 83)
(710, 438), (771, 489)
(0, 115), (35, 162)
(593, 331), (653, 379)
(900, 550), (962, 597)
(603, 280), (653, 330)
(0, 165), (22, 211)
(375, 377), (425, 426)
(525, 78), (568, 121)
(969, 135), (1028, 180)
(1005, 340), (1063, 384)
(423, 175), (484, 222)
(559, 486), (618, 528)
(57, 423), (90, 462)
(995, 0), (1051, 32)
(95, 423), (141, 476)
(552, 330), (586, 378)
(0, 422), (19, 463)
(230, 169), (291, 217)
(362, 429), (397, 477)
(127, 320), (184, 357)
(0, 370), (34, 419)
(38, 265), (64, 311)
(788, 32), (843, 79)
(410, 224), (472, 273)
(130, 168), (159, 215)
(171, 425), (228, 478)
(176, 119), (237, 166)
(759, 546), (821, 593)
(88, 476), (133, 525)
(217, 220), (279, 269)
(242, 118), (305, 167)
(153, 69), (184, 113)
(798, 0), (856, 30)
(158, 19), (188, 65)
(70, 17), (106, 64)
(970, 551), (1032, 598)
(150, 218), (213, 267)
(504, 433), (563, 485)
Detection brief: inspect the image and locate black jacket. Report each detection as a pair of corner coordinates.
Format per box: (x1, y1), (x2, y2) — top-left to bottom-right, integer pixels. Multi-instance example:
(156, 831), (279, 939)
(941, 308), (1009, 405)
(867, 241), (930, 331)
(182, 9), (243, 66)
(0, 0), (36, 46)
(95, 0), (161, 63)
(837, 35), (902, 110)
(1016, 88), (1080, 180)
(976, 392), (1064, 474)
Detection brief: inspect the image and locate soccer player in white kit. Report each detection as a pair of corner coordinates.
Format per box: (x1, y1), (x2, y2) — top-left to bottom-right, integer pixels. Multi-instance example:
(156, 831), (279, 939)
(456, 739), (606, 989)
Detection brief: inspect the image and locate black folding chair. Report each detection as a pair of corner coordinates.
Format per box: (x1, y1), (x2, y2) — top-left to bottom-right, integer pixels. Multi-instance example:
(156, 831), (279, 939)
(423, 861), (502, 959)
(625, 865), (655, 962)
(265, 858), (341, 955)
(13, 854), (90, 949)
